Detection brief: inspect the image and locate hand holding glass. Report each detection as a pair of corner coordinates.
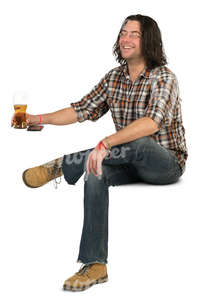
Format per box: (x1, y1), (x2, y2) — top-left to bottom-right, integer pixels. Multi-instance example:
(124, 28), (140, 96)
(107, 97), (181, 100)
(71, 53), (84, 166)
(13, 92), (28, 129)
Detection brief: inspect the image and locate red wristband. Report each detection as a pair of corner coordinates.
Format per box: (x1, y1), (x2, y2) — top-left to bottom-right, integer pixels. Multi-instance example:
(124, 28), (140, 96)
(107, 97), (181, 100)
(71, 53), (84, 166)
(97, 141), (107, 151)
(38, 115), (42, 124)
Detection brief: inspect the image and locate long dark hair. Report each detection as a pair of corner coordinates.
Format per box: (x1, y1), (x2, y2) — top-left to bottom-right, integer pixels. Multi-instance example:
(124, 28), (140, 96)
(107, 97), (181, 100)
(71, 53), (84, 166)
(113, 14), (167, 70)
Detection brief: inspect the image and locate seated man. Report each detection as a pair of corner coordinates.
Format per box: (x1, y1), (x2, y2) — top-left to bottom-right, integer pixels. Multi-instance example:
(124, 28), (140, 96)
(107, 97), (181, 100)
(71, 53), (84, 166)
(13, 14), (188, 292)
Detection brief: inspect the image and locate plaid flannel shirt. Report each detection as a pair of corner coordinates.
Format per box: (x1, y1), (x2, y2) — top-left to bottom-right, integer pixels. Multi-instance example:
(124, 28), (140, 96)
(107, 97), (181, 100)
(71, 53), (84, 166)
(70, 64), (188, 174)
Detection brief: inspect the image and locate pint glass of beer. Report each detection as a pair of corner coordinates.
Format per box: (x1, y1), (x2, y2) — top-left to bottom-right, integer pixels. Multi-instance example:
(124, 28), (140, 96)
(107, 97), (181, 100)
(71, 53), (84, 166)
(13, 92), (28, 129)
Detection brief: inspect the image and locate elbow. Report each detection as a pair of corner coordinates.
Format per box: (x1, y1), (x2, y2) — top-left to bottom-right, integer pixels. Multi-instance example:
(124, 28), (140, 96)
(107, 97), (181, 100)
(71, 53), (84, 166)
(153, 122), (159, 133)
(145, 117), (159, 134)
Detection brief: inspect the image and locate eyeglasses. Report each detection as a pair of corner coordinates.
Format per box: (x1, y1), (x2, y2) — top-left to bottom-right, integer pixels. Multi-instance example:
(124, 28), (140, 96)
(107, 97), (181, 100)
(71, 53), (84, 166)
(119, 30), (141, 39)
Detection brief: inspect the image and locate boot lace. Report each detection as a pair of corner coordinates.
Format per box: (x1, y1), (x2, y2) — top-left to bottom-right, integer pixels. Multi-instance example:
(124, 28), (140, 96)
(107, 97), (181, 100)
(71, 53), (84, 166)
(76, 263), (93, 278)
(53, 161), (62, 189)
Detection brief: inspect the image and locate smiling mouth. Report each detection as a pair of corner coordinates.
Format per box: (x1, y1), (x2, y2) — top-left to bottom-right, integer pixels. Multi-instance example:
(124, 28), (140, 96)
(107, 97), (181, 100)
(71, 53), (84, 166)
(121, 46), (134, 50)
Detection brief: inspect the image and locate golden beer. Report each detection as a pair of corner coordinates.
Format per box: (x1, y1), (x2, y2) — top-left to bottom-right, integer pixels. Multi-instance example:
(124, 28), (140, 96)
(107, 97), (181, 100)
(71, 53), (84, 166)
(13, 104), (27, 129)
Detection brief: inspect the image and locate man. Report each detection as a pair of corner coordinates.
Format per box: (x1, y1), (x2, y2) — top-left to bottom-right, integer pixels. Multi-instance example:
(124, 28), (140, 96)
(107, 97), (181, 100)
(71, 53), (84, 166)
(12, 14), (188, 291)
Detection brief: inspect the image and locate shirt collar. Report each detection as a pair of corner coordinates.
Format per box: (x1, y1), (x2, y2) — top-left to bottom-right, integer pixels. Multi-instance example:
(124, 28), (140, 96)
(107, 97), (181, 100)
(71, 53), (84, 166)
(121, 63), (151, 79)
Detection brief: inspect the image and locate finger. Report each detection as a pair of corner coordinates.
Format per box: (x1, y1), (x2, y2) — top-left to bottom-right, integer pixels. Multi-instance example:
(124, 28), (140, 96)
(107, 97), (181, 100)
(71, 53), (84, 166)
(91, 152), (98, 176)
(91, 159), (97, 175)
(26, 114), (30, 125)
(88, 151), (94, 175)
(11, 115), (15, 127)
(89, 157), (93, 175)
(97, 153), (103, 176)
(86, 152), (91, 174)
(89, 152), (94, 175)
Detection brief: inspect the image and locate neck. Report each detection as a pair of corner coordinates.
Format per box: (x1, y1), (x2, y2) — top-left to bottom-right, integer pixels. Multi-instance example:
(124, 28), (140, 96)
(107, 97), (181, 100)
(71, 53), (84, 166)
(127, 58), (146, 75)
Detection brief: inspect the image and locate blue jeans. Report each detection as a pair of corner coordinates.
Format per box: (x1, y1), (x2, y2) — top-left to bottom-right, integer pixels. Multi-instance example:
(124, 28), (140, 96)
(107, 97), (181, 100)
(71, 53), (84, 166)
(61, 136), (182, 265)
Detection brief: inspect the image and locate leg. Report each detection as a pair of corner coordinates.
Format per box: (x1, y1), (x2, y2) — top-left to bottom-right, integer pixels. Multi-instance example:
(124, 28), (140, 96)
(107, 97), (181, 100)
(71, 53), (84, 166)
(62, 136), (182, 265)
(76, 163), (140, 265)
(102, 136), (182, 185)
(127, 136), (182, 185)
(62, 135), (181, 186)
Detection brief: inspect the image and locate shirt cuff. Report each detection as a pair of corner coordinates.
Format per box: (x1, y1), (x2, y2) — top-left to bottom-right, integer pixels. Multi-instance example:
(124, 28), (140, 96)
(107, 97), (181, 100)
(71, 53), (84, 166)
(70, 102), (88, 123)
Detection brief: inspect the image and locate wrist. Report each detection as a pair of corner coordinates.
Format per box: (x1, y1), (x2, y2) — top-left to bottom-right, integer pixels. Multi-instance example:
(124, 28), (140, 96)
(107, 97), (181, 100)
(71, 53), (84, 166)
(97, 141), (107, 151)
(102, 136), (112, 150)
(96, 140), (111, 158)
(33, 114), (42, 124)
(29, 115), (39, 125)
(101, 140), (108, 150)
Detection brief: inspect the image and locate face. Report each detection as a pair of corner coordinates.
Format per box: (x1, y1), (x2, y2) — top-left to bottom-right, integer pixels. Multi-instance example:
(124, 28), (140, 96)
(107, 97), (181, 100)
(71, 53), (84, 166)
(119, 20), (143, 62)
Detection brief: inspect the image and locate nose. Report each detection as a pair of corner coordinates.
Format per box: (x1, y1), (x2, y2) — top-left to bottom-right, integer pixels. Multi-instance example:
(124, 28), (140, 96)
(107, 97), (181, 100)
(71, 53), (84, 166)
(120, 33), (132, 44)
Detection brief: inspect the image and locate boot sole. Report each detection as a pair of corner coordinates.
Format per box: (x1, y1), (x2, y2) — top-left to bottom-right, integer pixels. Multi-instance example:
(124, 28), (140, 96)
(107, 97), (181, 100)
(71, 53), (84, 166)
(63, 275), (108, 292)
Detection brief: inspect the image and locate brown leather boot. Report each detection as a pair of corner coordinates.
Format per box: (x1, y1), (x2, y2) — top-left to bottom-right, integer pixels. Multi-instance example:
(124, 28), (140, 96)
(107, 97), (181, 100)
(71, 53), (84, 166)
(22, 157), (63, 188)
(63, 263), (108, 292)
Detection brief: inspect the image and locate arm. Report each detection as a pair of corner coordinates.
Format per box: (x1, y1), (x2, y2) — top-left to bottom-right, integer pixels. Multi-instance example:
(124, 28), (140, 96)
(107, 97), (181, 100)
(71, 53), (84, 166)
(104, 117), (159, 147)
(12, 70), (110, 127)
(26, 106), (88, 126)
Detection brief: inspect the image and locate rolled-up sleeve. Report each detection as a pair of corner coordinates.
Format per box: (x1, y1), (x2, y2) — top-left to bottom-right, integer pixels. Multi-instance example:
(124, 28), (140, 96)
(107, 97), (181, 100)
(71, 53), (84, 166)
(144, 75), (179, 129)
(70, 73), (110, 123)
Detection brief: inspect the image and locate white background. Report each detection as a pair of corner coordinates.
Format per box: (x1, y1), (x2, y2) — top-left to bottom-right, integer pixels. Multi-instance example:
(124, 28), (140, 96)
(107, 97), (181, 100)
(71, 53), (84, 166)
(0, 0), (206, 299)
